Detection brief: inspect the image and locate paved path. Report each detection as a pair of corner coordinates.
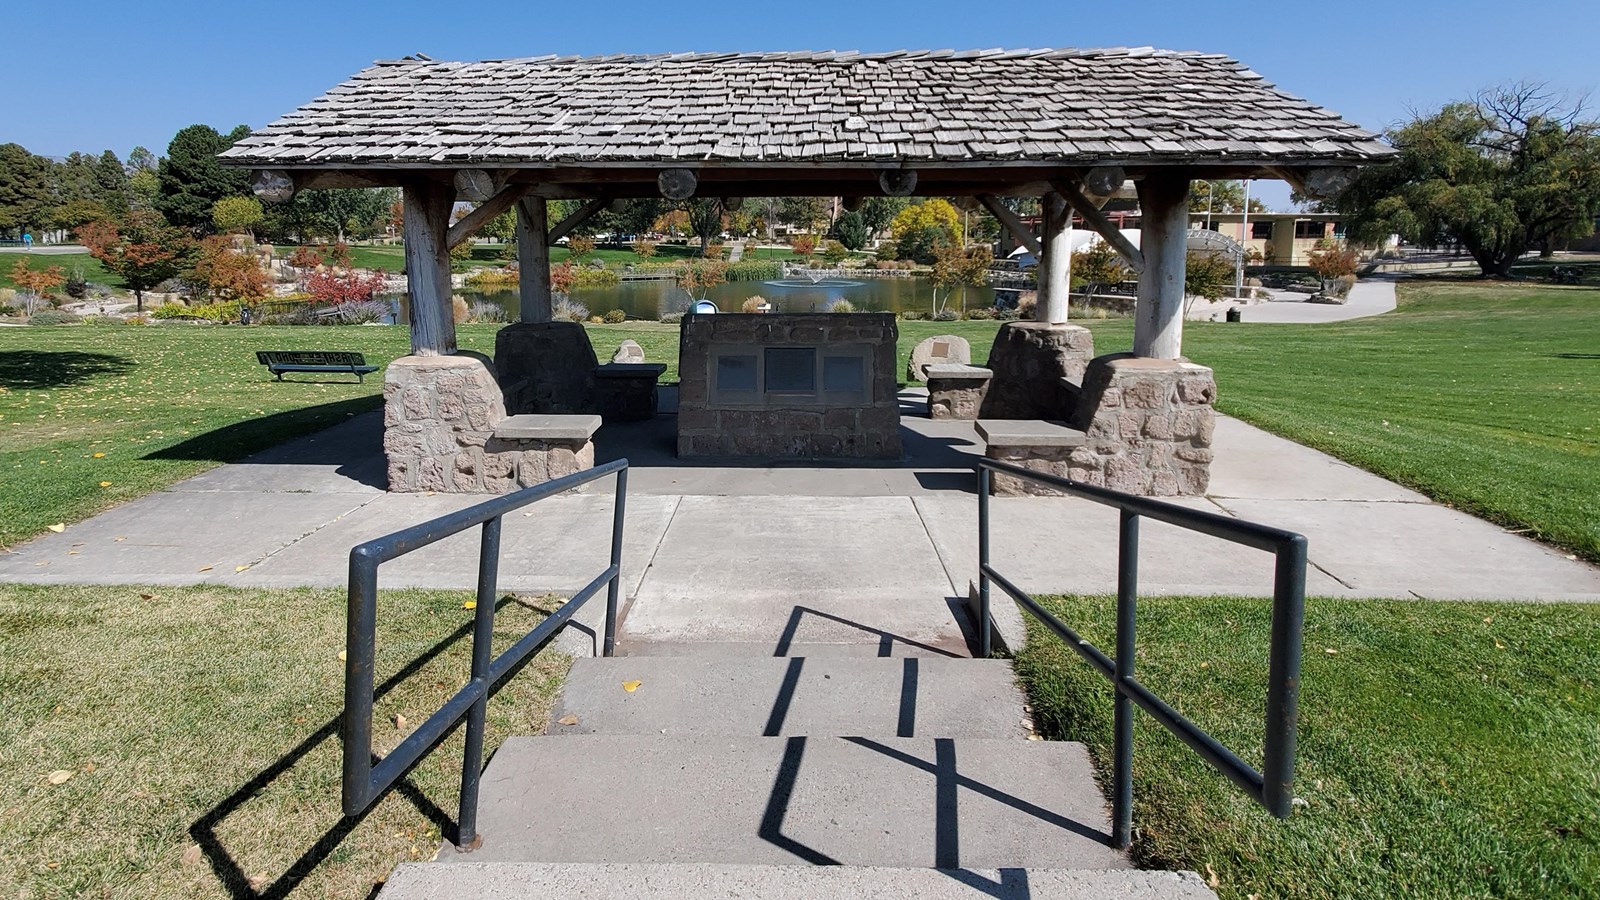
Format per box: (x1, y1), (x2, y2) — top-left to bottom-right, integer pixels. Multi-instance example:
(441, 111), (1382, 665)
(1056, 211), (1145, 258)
(1187, 278), (1398, 324)
(3, 387), (1596, 655)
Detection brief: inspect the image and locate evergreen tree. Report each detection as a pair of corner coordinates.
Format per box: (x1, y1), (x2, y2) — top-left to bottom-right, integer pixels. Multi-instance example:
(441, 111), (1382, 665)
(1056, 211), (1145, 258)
(157, 124), (252, 230)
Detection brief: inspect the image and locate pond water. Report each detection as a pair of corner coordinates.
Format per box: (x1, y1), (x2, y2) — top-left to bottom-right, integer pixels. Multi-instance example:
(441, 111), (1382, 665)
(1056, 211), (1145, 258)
(392, 276), (1003, 322)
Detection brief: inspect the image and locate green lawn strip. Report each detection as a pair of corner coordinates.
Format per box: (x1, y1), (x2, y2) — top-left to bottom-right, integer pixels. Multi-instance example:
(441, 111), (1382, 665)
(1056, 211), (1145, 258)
(1181, 281), (1600, 561)
(1013, 593), (1600, 899)
(0, 253), (124, 291)
(0, 583), (570, 898)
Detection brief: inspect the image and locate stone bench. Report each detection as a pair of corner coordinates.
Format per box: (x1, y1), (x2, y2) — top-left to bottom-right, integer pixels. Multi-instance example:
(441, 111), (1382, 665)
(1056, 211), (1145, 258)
(594, 362), (667, 422)
(975, 419), (1092, 496)
(481, 414), (602, 490)
(925, 364), (992, 420)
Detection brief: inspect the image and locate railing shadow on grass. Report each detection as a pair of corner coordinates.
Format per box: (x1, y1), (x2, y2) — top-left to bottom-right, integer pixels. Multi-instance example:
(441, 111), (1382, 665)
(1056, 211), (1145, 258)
(188, 595), (542, 900)
(0, 349), (134, 389)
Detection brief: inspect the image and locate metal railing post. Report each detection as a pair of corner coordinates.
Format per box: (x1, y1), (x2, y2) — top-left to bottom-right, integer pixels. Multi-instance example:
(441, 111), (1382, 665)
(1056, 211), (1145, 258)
(977, 466), (993, 658)
(603, 467), (628, 658)
(1112, 509), (1139, 849)
(456, 515), (502, 850)
(1262, 535), (1307, 816)
(342, 549), (379, 816)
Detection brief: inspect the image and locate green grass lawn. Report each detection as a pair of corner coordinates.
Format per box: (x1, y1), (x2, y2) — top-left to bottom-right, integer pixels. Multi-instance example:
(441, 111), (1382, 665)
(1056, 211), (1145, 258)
(1014, 594), (1600, 899)
(0, 253), (124, 291)
(0, 583), (569, 898)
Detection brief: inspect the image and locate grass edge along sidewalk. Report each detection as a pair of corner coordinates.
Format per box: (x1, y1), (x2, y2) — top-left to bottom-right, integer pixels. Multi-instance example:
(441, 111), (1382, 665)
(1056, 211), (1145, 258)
(0, 583), (571, 898)
(1013, 593), (1600, 900)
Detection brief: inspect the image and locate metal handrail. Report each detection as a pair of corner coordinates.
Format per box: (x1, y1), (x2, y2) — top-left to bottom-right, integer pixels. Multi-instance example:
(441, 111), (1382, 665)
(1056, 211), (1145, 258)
(976, 458), (1306, 850)
(341, 459), (629, 849)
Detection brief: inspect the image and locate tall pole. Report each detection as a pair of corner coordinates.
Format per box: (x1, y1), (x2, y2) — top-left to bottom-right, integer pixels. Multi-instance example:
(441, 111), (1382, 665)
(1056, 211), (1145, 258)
(1235, 180), (1251, 299)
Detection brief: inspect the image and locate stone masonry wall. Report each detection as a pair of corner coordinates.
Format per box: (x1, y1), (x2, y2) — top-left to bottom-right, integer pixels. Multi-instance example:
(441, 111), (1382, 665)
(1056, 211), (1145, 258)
(384, 354), (592, 493)
(1068, 353), (1216, 496)
(978, 321), (1097, 419)
(677, 313), (902, 459)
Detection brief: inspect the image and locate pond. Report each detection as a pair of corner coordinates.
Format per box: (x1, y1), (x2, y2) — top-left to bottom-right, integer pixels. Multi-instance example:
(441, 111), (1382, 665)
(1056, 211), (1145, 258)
(391, 276), (1003, 322)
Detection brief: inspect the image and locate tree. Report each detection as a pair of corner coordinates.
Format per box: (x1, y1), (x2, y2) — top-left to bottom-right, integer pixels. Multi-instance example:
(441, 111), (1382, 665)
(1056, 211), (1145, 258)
(0, 143), (56, 237)
(855, 197), (909, 238)
(157, 124), (252, 230)
(778, 197), (828, 234)
(263, 188), (396, 243)
(78, 210), (193, 309)
(891, 199), (963, 264)
(1184, 251), (1233, 315)
(9, 259), (66, 296)
(190, 236), (271, 302)
(929, 242), (992, 315)
(833, 210), (870, 250)
(685, 199), (726, 254)
(1190, 180), (1265, 214)
(1334, 82), (1600, 276)
(211, 195), (264, 238)
(1070, 240), (1129, 312)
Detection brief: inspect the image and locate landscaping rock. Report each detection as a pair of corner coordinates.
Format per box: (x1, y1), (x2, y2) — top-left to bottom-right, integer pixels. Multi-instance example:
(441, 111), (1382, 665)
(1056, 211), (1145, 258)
(906, 334), (971, 382)
(611, 339), (646, 363)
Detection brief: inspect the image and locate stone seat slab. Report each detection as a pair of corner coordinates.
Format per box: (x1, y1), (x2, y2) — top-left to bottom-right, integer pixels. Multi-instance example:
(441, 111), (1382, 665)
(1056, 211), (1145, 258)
(975, 420), (1087, 448)
(594, 363), (667, 378)
(493, 414), (603, 441)
(926, 364), (993, 380)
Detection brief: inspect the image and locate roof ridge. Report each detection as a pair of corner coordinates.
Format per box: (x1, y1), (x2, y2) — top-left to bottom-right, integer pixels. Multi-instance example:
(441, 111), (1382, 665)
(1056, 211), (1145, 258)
(371, 46), (1232, 67)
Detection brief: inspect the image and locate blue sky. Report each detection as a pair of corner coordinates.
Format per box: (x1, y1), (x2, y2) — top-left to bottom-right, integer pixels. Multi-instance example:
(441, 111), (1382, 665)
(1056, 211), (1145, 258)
(4, 0), (1595, 210)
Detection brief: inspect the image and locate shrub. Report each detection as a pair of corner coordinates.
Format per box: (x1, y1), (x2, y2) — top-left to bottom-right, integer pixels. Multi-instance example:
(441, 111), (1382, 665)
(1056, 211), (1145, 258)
(875, 241), (899, 262)
(964, 307), (996, 320)
(726, 259), (781, 282)
(0, 305), (15, 317)
(898, 310), (928, 321)
(552, 294), (590, 323)
(332, 300), (391, 325)
(567, 235), (596, 260)
(705, 242), (725, 260)
(0, 288), (14, 306)
(149, 303), (192, 319)
(740, 296), (768, 313)
(29, 309), (82, 326)
(603, 309), (626, 324)
(189, 301), (243, 322)
(449, 240), (474, 265)
(821, 240), (849, 264)
(1309, 240), (1360, 279)
(829, 299), (856, 313)
(933, 308), (960, 322)
(191, 236), (272, 302)
(1185, 252), (1234, 303)
(791, 234), (817, 258)
(9, 260), (66, 297)
(632, 239), (658, 258)
(570, 267), (619, 288)
(1016, 296), (1037, 320)
(465, 268), (520, 288)
(452, 295), (470, 324)
(659, 312), (685, 324)
(995, 306), (1020, 321)
(307, 267), (388, 304)
(588, 314), (604, 324)
(466, 301), (509, 324)
(64, 268), (89, 299)
(80, 314), (122, 326)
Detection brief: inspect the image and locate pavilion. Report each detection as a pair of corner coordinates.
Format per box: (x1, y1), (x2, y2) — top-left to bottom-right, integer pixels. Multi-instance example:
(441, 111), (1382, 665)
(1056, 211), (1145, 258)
(222, 48), (1391, 493)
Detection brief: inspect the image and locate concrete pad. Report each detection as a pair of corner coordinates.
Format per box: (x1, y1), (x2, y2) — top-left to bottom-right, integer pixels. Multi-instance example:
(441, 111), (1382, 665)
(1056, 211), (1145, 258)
(1217, 497), (1600, 601)
(550, 656), (1026, 738)
(462, 734), (1126, 869)
(166, 410), (387, 494)
(0, 490), (377, 585)
(1235, 278), (1397, 324)
(381, 863), (1216, 900)
(1208, 416), (1425, 502)
(620, 496), (969, 654)
(914, 494), (1353, 600)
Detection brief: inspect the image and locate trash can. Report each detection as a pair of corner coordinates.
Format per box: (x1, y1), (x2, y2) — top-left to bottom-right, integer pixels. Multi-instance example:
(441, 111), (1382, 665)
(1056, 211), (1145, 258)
(239, 306), (253, 325)
(1225, 306), (1242, 323)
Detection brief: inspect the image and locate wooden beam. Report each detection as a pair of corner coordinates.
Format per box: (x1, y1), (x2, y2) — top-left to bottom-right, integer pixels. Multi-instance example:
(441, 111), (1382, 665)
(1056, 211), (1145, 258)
(657, 168), (698, 200)
(1037, 193), (1072, 324)
(251, 169), (297, 203)
(1053, 180), (1145, 275)
(1133, 175), (1190, 359)
(446, 184), (531, 249)
(402, 179), (457, 356)
(1272, 166), (1358, 201)
(546, 198), (609, 246)
(976, 194), (1041, 256)
(516, 197), (552, 324)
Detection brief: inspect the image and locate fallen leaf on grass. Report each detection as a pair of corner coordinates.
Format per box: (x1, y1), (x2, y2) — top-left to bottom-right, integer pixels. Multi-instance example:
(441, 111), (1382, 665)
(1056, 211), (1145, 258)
(1325, 648), (1338, 655)
(393, 714), (408, 729)
(1205, 863), (1220, 888)
(99, 481), (112, 488)
(46, 770), (74, 785)
(47, 524), (64, 533)
(92, 452), (105, 458)
(622, 680), (642, 693)
(462, 600), (477, 610)
(181, 844), (201, 866)
(139, 593), (157, 601)
(556, 714), (579, 726)
(338, 650), (347, 662)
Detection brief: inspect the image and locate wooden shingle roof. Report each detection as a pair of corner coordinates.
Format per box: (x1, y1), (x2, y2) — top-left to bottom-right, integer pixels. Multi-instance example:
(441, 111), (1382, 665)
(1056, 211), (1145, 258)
(221, 48), (1392, 171)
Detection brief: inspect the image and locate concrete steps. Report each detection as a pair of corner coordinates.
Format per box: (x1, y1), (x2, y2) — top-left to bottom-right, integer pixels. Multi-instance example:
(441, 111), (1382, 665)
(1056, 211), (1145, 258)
(548, 655), (1027, 738)
(381, 863), (1218, 898)
(377, 655), (1215, 899)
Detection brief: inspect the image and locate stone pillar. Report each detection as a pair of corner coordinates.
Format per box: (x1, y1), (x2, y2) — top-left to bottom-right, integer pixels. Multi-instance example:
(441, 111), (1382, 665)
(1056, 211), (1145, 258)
(492, 321), (600, 415)
(977, 321), (1096, 420)
(1037, 192), (1072, 325)
(383, 355), (507, 492)
(1133, 174), (1191, 359)
(403, 179), (457, 356)
(516, 196), (552, 324)
(1069, 353), (1216, 496)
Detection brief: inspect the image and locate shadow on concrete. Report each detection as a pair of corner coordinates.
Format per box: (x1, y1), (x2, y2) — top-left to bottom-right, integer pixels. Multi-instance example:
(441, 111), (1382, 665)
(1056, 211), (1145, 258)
(148, 399), (385, 486)
(756, 658), (1107, 896)
(0, 349), (133, 389)
(772, 605), (965, 658)
(188, 594), (541, 899)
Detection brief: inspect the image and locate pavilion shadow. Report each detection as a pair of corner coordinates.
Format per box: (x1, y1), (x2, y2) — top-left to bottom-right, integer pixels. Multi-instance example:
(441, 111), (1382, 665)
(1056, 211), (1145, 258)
(147, 398), (386, 486)
(0, 349), (134, 389)
(188, 595), (540, 900)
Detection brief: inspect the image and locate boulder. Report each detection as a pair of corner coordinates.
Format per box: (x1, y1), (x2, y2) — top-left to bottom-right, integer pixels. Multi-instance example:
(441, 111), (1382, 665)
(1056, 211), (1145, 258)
(611, 339), (646, 363)
(906, 334), (971, 382)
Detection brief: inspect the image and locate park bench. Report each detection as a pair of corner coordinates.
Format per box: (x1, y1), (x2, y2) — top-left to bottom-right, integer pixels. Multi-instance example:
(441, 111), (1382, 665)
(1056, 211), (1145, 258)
(1548, 266), (1584, 285)
(255, 350), (379, 383)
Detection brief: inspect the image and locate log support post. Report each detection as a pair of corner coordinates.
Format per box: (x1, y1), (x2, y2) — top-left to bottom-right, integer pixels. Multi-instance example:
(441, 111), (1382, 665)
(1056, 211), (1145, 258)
(1133, 174), (1191, 359)
(1037, 192), (1072, 325)
(516, 196), (553, 324)
(403, 179), (456, 356)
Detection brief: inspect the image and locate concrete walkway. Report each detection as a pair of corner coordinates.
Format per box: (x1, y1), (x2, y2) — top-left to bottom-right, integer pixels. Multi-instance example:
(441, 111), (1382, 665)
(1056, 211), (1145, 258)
(1187, 277), (1398, 324)
(3, 386), (1597, 655)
